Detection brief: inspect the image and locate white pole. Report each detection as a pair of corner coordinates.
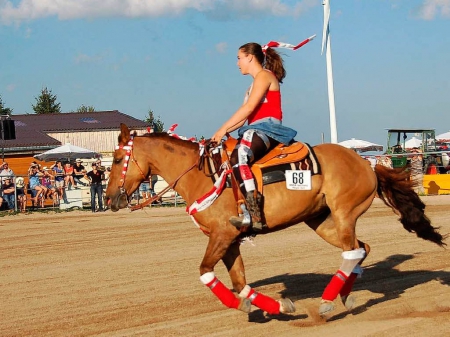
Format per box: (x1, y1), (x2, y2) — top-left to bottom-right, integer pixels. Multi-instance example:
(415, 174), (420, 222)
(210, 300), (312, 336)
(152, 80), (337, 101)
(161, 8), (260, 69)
(322, 0), (338, 144)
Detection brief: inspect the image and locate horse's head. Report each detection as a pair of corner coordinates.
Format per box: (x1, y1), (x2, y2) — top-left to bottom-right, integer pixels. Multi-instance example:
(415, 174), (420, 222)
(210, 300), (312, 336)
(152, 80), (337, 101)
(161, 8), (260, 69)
(106, 123), (150, 212)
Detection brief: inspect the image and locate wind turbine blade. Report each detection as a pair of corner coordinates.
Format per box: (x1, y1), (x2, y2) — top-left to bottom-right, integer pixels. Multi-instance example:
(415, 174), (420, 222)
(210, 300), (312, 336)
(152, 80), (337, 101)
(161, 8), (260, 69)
(321, 0), (330, 55)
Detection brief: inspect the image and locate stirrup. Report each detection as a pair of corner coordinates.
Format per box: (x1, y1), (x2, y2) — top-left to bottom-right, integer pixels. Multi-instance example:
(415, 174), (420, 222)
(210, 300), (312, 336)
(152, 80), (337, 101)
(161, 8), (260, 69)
(229, 203), (252, 229)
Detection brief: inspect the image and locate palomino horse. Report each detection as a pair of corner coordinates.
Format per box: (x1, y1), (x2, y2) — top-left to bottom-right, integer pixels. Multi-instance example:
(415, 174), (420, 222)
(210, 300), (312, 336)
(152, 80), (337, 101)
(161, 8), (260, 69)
(106, 124), (445, 318)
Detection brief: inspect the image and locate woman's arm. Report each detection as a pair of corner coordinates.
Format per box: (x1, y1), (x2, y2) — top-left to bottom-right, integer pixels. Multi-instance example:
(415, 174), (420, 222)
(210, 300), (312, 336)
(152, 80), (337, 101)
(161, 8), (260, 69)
(212, 71), (273, 141)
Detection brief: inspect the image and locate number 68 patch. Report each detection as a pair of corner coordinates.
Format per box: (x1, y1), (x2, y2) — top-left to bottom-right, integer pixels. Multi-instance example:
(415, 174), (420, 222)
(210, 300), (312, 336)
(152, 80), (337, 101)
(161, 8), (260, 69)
(285, 170), (312, 190)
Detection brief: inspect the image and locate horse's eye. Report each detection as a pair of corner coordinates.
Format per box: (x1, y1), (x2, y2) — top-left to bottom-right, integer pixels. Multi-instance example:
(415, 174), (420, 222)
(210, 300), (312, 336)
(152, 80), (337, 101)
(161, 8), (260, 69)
(114, 158), (122, 164)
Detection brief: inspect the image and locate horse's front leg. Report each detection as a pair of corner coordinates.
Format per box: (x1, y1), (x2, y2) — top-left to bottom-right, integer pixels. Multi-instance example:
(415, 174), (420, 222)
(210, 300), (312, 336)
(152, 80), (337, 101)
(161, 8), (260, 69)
(223, 241), (296, 315)
(200, 236), (295, 315)
(199, 231), (250, 312)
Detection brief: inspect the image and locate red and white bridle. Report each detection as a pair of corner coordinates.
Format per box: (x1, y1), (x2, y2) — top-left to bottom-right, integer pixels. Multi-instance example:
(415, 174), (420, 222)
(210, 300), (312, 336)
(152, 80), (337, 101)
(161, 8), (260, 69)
(115, 136), (134, 190)
(115, 136), (147, 194)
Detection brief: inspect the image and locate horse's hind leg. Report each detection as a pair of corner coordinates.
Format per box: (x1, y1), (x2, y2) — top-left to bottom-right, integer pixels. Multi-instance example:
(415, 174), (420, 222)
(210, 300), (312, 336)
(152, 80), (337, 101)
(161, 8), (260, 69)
(222, 241), (296, 315)
(306, 210), (371, 315)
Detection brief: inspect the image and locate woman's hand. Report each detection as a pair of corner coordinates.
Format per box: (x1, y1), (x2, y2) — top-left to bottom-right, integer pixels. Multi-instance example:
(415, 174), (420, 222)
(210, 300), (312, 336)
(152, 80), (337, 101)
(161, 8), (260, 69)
(211, 128), (227, 143)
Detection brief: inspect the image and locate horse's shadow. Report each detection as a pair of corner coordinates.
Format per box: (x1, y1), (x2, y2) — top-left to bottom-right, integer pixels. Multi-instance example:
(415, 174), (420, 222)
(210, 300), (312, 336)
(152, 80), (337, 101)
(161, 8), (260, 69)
(247, 254), (450, 323)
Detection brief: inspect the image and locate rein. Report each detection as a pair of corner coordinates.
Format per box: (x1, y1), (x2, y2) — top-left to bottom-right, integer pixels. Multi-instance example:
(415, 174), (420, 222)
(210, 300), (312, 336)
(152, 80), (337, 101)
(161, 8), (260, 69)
(129, 160), (198, 211)
(115, 135), (200, 212)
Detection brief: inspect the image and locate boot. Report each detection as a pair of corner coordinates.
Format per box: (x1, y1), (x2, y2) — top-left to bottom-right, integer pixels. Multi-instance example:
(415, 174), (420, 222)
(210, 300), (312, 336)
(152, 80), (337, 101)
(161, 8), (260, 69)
(246, 191), (264, 231)
(229, 191), (265, 231)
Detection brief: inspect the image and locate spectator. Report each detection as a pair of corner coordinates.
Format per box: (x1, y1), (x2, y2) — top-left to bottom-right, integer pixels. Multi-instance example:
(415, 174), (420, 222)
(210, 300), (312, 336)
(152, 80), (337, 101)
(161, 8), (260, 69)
(150, 174), (158, 197)
(85, 162), (105, 212)
(0, 161), (14, 178)
(51, 161), (69, 204)
(64, 162), (76, 190)
(73, 159), (87, 187)
(15, 177), (27, 213)
(42, 167), (58, 204)
(139, 179), (150, 201)
(28, 164), (47, 208)
(410, 148), (424, 194)
(95, 158), (106, 171)
(1, 177), (15, 211)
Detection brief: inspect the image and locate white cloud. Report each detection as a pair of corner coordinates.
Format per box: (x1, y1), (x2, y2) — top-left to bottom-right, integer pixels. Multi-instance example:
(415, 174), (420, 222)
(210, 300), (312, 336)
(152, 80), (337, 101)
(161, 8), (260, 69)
(417, 0), (450, 20)
(215, 42), (227, 54)
(74, 52), (105, 64)
(0, 0), (317, 25)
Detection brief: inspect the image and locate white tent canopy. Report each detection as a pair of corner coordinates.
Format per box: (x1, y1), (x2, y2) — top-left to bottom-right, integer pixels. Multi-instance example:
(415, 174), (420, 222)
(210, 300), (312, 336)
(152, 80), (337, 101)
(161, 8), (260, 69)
(403, 136), (422, 149)
(338, 138), (383, 153)
(436, 131), (450, 142)
(34, 143), (101, 162)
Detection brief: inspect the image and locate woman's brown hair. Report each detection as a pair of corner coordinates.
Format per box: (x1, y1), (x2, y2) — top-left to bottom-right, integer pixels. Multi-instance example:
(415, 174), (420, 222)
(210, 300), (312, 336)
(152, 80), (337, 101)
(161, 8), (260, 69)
(239, 42), (286, 83)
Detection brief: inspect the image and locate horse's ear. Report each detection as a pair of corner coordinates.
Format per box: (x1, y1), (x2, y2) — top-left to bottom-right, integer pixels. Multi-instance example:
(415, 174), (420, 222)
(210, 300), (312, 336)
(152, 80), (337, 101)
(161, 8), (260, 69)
(119, 123), (130, 145)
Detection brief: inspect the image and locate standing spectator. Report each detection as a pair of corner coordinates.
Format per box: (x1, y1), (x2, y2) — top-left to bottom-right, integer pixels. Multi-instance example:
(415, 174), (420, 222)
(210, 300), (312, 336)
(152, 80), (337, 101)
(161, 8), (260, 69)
(0, 161), (14, 178)
(64, 162), (76, 189)
(139, 178), (150, 201)
(85, 162), (105, 212)
(410, 148), (424, 194)
(15, 177), (27, 213)
(149, 174), (158, 197)
(51, 161), (69, 204)
(95, 158), (106, 171)
(73, 159), (87, 187)
(1, 177), (15, 211)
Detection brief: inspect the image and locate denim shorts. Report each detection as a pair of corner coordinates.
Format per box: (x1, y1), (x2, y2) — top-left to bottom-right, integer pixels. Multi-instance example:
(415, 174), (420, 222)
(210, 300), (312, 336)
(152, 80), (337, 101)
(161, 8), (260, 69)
(238, 118), (297, 146)
(139, 182), (150, 192)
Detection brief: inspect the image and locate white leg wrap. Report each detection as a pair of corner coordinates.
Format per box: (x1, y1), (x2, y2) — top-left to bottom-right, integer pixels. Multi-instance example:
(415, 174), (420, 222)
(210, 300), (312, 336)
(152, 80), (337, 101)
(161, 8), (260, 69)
(200, 271), (215, 285)
(238, 285), (251, 298)
(340, 248), (366, 276)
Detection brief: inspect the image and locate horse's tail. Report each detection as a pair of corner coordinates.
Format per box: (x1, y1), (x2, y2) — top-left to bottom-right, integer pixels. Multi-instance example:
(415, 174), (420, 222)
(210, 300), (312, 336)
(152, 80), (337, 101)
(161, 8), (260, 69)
(374, 164), (446, 247)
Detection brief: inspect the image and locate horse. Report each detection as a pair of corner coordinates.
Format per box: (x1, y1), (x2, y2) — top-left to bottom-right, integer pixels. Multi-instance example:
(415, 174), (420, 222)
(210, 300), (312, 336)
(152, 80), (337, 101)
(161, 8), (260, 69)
(106, 123), (445, 318)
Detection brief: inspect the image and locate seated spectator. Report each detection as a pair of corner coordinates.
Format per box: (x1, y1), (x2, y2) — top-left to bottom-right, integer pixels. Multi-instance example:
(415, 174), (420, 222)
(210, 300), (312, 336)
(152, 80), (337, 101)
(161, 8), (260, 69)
(28, 164), (47, 208)
(1, 177), (15, 211)
(64, 162), (76, 189)
(15, 177), (27, 213)
(73, 159), (88, 187)
(51, 161), (69, 204)
(42, 167), (58, 204)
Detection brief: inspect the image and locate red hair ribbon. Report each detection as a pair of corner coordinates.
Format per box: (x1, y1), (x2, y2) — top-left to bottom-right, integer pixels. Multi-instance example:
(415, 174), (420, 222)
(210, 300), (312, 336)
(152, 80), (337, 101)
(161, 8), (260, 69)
(262, 35), (316, 53)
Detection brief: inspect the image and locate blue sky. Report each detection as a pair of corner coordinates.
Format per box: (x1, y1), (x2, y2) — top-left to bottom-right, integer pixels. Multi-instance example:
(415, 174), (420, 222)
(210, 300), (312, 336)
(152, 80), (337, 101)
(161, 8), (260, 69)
(0, 0), (449, 147)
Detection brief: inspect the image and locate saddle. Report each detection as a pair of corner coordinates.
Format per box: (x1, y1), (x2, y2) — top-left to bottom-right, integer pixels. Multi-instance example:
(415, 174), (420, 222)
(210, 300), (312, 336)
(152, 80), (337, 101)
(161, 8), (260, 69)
(205, 137), (320, 195)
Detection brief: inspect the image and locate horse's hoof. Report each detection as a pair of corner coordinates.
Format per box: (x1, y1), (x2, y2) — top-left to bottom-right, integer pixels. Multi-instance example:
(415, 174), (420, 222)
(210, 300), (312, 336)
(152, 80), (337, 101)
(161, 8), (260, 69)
(341, 294), (356, 311)
(238, 298), (252, 313)
(278, 298), (296, 314)
(319, 300), (335, 317)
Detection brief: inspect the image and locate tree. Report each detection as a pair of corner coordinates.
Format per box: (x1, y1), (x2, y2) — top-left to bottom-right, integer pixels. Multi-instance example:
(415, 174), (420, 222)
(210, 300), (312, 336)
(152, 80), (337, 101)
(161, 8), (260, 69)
(144, 109), (164, 132)
(76, 105), (96, 113)
(32, 87), (61, 114)
(0, 95), (13, 116)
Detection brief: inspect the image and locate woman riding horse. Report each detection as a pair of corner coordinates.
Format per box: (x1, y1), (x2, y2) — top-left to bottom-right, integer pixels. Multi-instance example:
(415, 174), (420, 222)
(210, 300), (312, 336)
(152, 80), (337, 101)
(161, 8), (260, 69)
(106, 124), (445, 318)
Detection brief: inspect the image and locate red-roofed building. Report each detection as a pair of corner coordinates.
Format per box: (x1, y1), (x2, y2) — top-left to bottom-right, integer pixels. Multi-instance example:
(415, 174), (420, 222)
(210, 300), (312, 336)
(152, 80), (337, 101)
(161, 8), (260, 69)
(1, 110), (149, 176)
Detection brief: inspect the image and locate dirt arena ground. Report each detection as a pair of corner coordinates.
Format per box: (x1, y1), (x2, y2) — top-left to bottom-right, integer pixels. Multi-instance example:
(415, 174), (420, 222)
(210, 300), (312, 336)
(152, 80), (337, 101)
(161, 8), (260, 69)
(1, 196), (450, 337)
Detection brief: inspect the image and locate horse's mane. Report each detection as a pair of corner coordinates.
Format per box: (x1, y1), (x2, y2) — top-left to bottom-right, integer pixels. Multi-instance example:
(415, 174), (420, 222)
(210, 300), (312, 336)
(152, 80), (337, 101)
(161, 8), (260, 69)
(139, 132), (200, 150)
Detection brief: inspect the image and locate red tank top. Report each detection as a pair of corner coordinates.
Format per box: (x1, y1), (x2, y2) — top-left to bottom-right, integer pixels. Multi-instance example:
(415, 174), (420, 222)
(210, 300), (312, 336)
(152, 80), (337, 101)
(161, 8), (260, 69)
(247, 90), (282, 124)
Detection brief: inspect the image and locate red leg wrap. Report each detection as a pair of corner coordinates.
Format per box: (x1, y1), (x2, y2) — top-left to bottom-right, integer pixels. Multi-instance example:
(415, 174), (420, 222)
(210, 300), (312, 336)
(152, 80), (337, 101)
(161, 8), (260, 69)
(339, 272), (358, 298)
(206, 278), (240, 309)
(245, 289), (280, 315)
(322, 270), (348, 302)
